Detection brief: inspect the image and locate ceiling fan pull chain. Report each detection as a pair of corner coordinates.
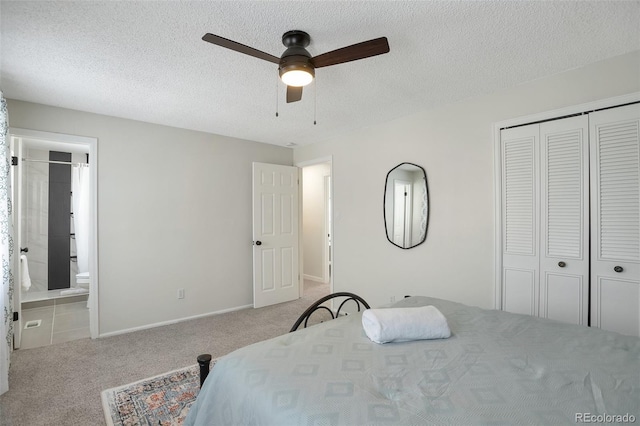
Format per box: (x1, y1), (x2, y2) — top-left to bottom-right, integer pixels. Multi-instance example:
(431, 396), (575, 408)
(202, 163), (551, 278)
(314, 77), (317, 125)
(275, 73), (279, 117)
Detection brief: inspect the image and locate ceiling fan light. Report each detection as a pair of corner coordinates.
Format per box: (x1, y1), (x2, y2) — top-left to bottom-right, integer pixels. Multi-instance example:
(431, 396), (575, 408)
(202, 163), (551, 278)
(281, 69), (314, 87)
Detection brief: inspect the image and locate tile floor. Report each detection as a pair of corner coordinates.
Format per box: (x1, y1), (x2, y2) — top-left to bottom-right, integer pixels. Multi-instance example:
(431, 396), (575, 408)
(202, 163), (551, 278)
(19, 294), (90, 349)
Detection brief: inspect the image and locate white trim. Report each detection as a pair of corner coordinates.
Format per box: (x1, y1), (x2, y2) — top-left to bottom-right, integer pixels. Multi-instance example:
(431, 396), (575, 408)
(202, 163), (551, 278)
(492, 92), (640, 311)
(9, 127), (96, 146)
(295, 156), (334, 295)
(10, 136), (24, 348)
(493, 121), (502, 310)
(98, 304), (253, 338)
(9, 128), (100, 338)
(494, 92), (640, 130)
(323, 174), (331, 284)
(297, 166), (303, 297)
(295, 156), (333, 168)
(303, 274), (326, 283)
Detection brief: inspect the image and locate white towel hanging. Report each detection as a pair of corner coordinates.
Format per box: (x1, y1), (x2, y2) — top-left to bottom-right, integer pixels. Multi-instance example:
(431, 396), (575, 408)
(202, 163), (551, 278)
(20, 255), (32, 291)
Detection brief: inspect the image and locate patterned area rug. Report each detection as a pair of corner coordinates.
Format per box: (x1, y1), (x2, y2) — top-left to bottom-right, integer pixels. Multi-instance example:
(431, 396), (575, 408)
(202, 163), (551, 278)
(101, 360), (216, 426)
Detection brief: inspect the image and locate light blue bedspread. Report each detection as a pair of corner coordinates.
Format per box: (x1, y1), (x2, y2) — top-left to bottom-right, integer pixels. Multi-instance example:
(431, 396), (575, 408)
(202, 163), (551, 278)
(185, 296), (640, 425)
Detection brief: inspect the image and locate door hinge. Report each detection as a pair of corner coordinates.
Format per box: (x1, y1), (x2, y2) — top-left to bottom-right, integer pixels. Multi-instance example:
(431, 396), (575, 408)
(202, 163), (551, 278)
(11, 156), (18, 166)
(13, 312), (18, 321)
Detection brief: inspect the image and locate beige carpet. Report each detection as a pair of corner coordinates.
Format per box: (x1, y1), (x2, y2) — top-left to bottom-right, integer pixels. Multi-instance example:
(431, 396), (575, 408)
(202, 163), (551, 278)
(0, 281), (329, 426)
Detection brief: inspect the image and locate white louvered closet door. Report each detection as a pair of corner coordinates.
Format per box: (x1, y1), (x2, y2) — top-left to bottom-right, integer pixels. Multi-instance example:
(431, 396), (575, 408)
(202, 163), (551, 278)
(539, 116), (590, 325)
(500, 124), (540, 316)
(590, 103), (640, 336)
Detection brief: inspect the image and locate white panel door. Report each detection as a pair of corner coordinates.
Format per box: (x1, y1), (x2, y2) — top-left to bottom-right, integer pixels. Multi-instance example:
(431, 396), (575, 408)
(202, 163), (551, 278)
(590, 104), (640, 336)
(539, 116), (589, 325)
(500, 124), (540, 316)
(252, 162), (300, 308)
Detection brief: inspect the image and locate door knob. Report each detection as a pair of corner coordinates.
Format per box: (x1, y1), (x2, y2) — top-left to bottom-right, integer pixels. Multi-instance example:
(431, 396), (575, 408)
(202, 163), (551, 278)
(20, 247), (28, 253)
(255, 241), (262, 246)
(614, 266), (623, 273)
(558, 261), (566, 268)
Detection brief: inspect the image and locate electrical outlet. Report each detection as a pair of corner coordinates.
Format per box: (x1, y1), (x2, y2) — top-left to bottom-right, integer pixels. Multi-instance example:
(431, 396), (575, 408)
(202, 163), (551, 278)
(390, 296), (396, 303)
(177, 288), (185, 299)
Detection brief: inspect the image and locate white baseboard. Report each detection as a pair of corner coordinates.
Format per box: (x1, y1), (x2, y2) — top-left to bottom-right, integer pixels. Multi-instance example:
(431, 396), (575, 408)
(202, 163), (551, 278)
(98, 304), (253, 338)
(303, 274), (326, 283)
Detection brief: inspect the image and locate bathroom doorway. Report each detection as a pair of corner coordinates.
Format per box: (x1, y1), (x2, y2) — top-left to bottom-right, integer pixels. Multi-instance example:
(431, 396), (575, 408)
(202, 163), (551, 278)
(10, 128), (98, 349)
(298, 158), (332, 300)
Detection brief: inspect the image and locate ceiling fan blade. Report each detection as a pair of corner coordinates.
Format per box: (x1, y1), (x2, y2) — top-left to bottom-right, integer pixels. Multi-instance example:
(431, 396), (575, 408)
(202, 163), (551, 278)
(311, 37), (389, 68)
(286, 86), (303, 103)
(202, 33), (280, 64)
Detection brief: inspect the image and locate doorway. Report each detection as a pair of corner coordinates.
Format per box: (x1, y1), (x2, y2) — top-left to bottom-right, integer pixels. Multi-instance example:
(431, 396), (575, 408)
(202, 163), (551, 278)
(10, 128), (98, 348)
(299, 158), (332, 300)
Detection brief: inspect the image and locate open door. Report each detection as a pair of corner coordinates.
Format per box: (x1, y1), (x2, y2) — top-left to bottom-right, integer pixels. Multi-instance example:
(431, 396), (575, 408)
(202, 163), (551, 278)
(252, 162), (300, 308)
(9, 136), (22, 348)
(324, 174), (332, 282)
(393, 180), (412, 247)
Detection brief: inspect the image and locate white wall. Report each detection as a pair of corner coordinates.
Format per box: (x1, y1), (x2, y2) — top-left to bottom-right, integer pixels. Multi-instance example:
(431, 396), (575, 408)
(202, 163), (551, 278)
(7, 100), (293, 335)
(294, 51), (640, 310)
(302, 163), (330, 282)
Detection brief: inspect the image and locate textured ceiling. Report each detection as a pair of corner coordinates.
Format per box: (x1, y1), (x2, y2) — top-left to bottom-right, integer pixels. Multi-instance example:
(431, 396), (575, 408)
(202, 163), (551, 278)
(1, 1), (639, 147)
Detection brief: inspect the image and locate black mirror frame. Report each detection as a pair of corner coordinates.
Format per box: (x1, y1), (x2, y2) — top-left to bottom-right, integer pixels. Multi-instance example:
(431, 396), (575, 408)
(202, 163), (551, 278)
(383, 162), (429, 249)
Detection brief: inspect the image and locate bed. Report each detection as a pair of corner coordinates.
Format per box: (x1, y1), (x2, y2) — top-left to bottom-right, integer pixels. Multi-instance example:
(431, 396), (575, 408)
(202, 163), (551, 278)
(185, 296), (640, 425)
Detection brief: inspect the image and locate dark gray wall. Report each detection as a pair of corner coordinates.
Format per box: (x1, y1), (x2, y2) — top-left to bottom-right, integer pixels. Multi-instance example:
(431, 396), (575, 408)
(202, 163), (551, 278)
(48, 151), (71, 290)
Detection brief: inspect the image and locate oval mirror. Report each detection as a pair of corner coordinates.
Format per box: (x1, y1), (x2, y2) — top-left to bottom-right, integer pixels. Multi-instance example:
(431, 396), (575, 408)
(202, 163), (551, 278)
(384, 162), (429, 249)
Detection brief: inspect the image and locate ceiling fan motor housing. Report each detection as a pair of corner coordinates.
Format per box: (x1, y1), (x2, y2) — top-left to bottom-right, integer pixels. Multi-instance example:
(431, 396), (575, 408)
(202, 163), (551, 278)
(282, 30), (310, 48)
(279, 30), (315, 82)
(279, 56), (315, 79)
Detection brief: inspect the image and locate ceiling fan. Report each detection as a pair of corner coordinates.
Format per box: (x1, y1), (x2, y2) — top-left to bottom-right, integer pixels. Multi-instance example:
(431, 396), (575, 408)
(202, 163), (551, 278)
(202, 30), (390, 103)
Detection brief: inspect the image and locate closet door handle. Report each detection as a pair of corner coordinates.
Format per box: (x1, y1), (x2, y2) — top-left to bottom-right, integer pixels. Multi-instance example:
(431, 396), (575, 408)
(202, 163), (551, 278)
(614, 266), (623, 273)
(254, 241), (262, 246)
(558, 261), (566, 268)
(20, 247), (28, 253)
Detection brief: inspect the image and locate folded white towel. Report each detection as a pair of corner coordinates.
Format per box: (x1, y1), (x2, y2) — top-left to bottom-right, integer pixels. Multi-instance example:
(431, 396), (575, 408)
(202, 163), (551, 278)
(20, 255), (32, 291)
(60, 288), (89, 296)
(362, 305), (451, 344)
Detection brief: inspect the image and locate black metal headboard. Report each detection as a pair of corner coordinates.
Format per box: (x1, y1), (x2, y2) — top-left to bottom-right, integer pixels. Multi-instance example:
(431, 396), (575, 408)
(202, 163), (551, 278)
(289, 292), (370, 332)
